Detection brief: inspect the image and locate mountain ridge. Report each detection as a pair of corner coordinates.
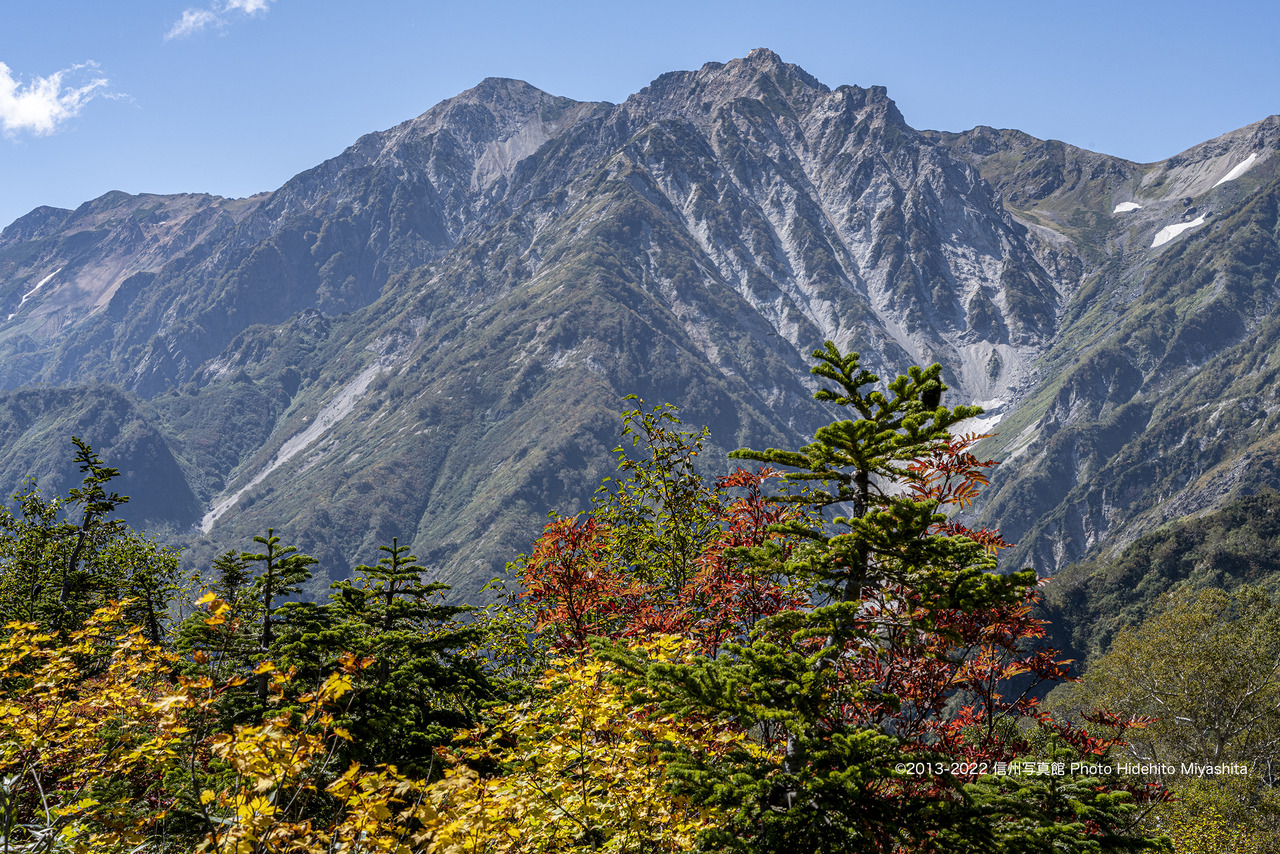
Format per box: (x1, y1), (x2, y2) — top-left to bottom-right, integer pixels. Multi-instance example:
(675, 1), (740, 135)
(2, 50), (1279, 596)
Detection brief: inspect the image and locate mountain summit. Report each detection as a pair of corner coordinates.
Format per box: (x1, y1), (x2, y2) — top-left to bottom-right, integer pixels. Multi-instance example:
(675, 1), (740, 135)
(1, 52), (1277, 595)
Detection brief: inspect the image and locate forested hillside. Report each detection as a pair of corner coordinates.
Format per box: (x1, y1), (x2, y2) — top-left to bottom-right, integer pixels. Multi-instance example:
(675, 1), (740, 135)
(1042, 489), (1280, 663)
(4, 346), (1217, 853)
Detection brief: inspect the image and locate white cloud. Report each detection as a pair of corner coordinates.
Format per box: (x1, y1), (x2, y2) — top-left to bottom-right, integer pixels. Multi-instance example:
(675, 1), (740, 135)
(166, 9), (219, 39)
(225, 0), (273, 13)
(166, 0), (275, 40)
(0, 61), (109, 136)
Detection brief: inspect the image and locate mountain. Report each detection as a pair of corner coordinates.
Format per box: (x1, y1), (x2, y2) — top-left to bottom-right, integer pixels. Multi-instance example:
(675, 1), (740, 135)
(934, 117), (1280, 572)
(1, 49), (1278, 599)
(1038, 489), (1280, 669)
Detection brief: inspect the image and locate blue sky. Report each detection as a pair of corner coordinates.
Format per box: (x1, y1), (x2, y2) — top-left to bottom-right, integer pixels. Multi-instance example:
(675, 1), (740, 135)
(1, 0), (1277, 230)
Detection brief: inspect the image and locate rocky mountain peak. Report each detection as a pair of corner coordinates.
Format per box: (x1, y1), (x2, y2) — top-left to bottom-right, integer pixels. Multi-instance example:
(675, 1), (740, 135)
(626, 48), (830, 128)
(1143, 114), (1280, 198)
(736, 47), (827, 92)
(464, 76), (561, 106)
(823, 82), (908, 138)
(4, 51), (1280, 598)
(0, 206), (74, 246)
(337, 77), (595, 175)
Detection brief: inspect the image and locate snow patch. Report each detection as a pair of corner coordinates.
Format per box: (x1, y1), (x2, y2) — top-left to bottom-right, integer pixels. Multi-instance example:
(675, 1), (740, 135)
(1112, 202), (1142, 213)
(6, 267), (61, 320)
(1151, 215), (1206, 249)
(1213, 152), (1258, 187)
(200, 361), (385, 533)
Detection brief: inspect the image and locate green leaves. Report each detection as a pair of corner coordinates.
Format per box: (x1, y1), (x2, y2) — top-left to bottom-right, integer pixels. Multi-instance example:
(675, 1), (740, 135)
(0, 439), (182, 640)
(600, 397), (724, 593)
(1065, 585), (1280, 771)
(757, 347), (981, 506)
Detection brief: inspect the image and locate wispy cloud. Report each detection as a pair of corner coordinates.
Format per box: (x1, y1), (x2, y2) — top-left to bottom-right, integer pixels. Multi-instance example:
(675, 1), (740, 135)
(0, 61), (109, 136)
(225, 0), (273, 12)
(167, 9), (220, 39)
(166, 0), (275, 40)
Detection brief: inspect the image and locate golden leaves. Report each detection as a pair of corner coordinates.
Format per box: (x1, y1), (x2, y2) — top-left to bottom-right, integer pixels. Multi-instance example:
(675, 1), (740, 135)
(0, 607), (737, 852)
(0, 601), (438, 854)
(422, 638), (735, 853)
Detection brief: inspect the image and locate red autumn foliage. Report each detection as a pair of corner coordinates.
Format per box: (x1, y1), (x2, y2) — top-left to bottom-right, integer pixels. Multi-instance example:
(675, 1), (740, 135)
(520, 515), (640, 649)
(524, 425), (1148, 787)
(858, 433), (1157, 782)
(520, 466), (805, 655)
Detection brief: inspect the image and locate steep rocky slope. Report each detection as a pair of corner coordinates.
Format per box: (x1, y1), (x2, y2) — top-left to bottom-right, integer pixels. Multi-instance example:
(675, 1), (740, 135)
(1, 50), (1278, 596)
(937, 117), (1280, 573)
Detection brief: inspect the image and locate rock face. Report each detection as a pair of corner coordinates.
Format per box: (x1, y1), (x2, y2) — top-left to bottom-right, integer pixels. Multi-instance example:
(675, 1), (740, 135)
(1, 49), (1278, 595)
(0, 51), (1052, 406)
(939, 116), (1280, 573)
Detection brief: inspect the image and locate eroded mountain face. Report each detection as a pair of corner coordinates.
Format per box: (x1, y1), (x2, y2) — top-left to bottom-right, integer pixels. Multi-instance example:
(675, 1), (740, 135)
(938, 116), (1280, 573)
(1, 49), (1277, 594)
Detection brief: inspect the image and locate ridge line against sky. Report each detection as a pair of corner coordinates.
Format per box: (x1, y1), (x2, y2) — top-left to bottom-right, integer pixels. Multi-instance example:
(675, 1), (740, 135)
(1, 0), (1277, 231)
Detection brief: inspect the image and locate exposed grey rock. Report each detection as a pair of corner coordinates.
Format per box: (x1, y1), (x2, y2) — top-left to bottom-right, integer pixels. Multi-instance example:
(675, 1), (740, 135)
(1, 51), (1278, 594)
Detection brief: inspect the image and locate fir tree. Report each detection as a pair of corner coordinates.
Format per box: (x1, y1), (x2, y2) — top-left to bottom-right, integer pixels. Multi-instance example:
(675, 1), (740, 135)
(607, 342), (1158, 853)
(241, 528), (319, 703)
(326, 538), (487, 776)
(0, 438), (179, 639)
(58, 437), (129, 614)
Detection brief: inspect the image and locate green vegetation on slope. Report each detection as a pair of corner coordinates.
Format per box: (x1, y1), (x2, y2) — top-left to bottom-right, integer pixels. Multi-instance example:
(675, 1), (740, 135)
(1042, 489), (1280, 665)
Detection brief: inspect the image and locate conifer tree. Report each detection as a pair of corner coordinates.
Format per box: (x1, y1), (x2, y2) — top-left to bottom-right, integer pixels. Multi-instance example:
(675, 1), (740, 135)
(0, 438), (179, 639)
(241, 528), (319, 702)
(212, 548), (250, 603)
(608, 342), (1158, 853)
(326, 538), (487, 776)
(727, 343), (1003, 609)
(58, 437), (129, 616)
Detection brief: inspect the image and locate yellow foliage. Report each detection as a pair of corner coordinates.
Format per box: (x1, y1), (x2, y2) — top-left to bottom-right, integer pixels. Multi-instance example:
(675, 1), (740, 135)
(0, 603), (440, 853)
(1156, 802), (1257, 854)
(0, 602), (187, 851)
(0, 606), (739, 853)
(423, 636), (739, 854)
(194, 651), (436, 854)
(1143, 777), (1276, 854)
